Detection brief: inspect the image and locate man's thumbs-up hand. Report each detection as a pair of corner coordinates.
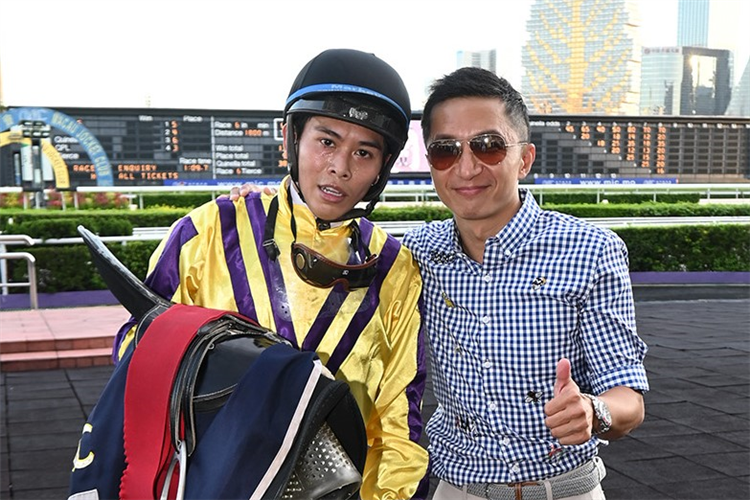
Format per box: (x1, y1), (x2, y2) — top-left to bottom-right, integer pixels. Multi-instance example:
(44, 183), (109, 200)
(544, 358), (595, 445)
(554, 357), (573, 397)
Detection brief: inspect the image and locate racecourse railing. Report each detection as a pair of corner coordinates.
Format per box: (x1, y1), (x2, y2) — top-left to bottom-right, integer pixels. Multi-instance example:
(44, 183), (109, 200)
(0, 234), (38, 309)
(2, 216), (748, 309)
(19, 216), (750, 247)
(70, 182), (750, 207)
(3, 184), (749, 209)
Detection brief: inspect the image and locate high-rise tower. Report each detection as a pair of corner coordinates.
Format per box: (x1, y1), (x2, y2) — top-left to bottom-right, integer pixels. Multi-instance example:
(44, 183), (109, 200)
(456, 50), (497, 74)
(677, 0), (710, 47)
(522, 0), (642, 115)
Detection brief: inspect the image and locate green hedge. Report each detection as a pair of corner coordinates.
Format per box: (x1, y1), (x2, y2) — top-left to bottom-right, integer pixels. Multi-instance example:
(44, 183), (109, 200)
(2, 201), (749, 238)
(134, 191), (704, 208)
(0, 209), (186, 238)
(139, 193), (216, 209)
(5, 224), (748, 294)
(535, 192), (701, 204)
(2, 200), (749, 292)
(614, 225), (750, 272)
(542, 202), (750, 218)
(8, 241), (160, 293)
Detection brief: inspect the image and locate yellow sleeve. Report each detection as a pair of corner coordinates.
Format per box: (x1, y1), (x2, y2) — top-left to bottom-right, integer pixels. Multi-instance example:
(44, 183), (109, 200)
(116, 203), (218, 359)
(360, 245), (428, 500)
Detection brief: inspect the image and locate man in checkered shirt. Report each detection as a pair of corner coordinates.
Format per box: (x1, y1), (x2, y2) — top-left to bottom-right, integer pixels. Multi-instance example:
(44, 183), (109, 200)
(402, 67), (649, 500)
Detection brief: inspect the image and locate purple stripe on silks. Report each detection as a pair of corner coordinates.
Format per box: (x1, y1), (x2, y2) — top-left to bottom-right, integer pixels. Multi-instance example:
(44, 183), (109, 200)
(144, 217), (198, 300)
(112, 318), (138, 363)
(217, 198), (257, 321)
(246, 194), (298, 348)
(407, 299), (427, 443)
(359, 218), (374, 249)
(413, 472), (430, 500)
(326, 233), (401, 374)
(116, 217), (199, 362)
(301, 284), (348, 352)
(362, 218), (428, 445)
(302, 221), (374, 352)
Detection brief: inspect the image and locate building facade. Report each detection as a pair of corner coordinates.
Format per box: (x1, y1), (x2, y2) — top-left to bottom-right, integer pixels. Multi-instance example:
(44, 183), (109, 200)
(677, 0), (710, 47)
(522, 0), (642, 115)
(725, 57), (750, 117)
(456, 50), (497, 73)
(640, 46), (731, 116)
(640, 47), (684, 115)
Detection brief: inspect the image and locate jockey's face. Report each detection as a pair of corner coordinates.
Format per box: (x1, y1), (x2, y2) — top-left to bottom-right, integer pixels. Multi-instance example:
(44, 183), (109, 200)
(294, 116), (385, 221)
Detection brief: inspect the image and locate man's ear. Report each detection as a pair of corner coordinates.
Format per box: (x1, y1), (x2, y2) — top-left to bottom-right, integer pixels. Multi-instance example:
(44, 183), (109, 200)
(518, 143), (536, 180)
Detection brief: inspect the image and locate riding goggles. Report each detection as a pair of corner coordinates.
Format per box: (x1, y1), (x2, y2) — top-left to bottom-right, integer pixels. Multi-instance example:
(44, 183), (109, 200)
(291, 242), (378, 292)
(426, 134), (527, 170)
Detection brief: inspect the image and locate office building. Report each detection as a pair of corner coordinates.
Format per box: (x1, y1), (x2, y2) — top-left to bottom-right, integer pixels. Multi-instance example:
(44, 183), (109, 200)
(725, 57), (750, 116)
(677, 0), (710, 47)
(522, 0), (641, 115)
(640, 47), (683, 115)
(456, 50), (497, 73)
(640, 46), (731, 115)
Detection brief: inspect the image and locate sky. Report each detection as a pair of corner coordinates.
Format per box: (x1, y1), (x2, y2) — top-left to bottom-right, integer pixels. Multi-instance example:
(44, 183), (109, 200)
(1, 0), (747, 112)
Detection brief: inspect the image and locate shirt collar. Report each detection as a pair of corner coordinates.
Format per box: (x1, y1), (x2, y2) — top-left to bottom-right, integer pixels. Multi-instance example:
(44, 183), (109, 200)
(445, 188), (541, 261)
(495, 188), (541, 252)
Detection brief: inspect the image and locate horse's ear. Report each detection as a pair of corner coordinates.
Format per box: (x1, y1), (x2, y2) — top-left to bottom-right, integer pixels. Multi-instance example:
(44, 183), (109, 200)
(77, 225), (170, 320)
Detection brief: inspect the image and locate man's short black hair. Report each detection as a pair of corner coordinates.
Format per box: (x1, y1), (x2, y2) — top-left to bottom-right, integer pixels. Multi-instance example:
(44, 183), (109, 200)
(421, 67), (530, 144)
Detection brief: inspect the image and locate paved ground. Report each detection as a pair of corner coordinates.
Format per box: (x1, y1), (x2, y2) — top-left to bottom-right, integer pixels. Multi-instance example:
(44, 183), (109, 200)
(1, 286), (748, 499)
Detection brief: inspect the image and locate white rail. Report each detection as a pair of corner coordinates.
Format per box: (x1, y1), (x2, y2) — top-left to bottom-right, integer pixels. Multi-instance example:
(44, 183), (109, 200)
(0, 234), (37, 299)
(72, 182), (750, 207)
(25, 216), (750, 246)
(0, 251), (38, 309)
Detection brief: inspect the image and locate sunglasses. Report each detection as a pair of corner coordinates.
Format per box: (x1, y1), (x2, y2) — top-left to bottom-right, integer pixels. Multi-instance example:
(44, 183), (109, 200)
(291, 242), (378, 292)
(426, 134), (527, 171)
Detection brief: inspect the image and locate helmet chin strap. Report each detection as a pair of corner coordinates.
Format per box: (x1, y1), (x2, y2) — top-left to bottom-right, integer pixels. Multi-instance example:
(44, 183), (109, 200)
(262, 183), (371, 268)
(287, 177), (377, 231)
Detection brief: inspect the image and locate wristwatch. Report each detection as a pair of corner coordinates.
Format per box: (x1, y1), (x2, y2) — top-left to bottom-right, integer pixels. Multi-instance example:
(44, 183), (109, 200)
(582, 394), (612, 435)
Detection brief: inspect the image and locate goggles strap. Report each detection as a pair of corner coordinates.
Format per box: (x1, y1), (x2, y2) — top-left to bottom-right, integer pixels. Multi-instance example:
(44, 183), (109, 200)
(262, 195), (281, 261)
(263, 184), (301, 262)
(263, 183), (374, 287)
(265, 182), (361, 262)
(347, 220), (372, 262)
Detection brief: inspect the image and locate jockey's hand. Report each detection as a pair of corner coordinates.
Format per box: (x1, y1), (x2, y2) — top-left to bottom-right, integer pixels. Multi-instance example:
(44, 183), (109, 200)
(221, 183), (278, 201)
(544, 358), (595, 445)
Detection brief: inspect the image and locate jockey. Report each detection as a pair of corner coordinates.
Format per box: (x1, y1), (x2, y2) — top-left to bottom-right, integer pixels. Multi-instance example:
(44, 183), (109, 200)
(112, 49), (427, 500)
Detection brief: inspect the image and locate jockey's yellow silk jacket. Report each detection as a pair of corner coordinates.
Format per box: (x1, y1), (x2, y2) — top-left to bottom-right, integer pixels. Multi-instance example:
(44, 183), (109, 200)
(115, 177), (428, 500)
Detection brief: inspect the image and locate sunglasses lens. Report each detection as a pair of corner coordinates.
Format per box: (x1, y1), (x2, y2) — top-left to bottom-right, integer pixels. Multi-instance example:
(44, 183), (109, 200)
(469, 135), (507, 164)
(428, 135), (512, 170)
(427, 141), (461, 170)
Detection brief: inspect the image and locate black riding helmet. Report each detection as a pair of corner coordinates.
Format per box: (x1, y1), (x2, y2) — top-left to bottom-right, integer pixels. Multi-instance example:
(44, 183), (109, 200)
(284, 48), (411, 222)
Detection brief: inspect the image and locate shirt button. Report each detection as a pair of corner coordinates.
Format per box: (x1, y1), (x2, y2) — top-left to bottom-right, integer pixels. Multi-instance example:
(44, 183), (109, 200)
(483, 274), (491, 283)
(488, 402), (497, 410)
(482, 359), (492, 369)
(504, 249), (512, 257)
(503, 437), (510, 446)
(481, 315), (491, 324)
(511, 464), (520, 474)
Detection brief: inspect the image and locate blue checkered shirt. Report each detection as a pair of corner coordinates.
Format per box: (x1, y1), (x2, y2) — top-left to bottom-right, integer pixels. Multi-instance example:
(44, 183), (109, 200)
(402, 190), (649, 485)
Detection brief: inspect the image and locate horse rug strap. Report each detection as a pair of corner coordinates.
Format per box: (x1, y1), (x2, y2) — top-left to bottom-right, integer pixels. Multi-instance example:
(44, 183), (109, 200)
(120, 303), (233, 499)
(119, 303), (364, 500)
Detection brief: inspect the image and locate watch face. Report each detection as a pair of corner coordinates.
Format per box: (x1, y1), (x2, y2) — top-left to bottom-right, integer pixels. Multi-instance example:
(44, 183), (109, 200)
(586, 394), (611, 434)
(594, 397), (612, 433)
